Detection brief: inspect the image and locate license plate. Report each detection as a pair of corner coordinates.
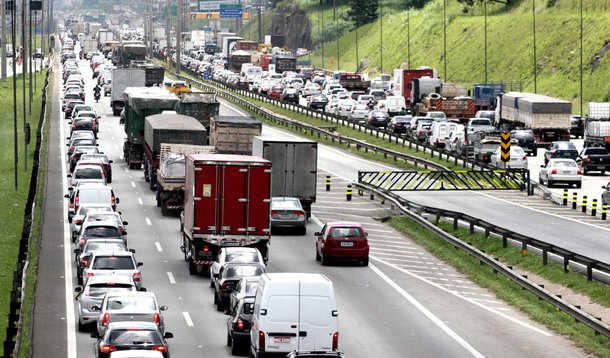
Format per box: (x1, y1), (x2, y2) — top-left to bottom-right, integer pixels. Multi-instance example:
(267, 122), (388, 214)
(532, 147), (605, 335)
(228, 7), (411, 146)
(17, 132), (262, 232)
(562, 171), (572, 174)
(598, 166), (605, 169)
(341, 242), (354, 247)
(223, 241), (240, 246)
(274, 337), (291, 343)
(279, 215), (292, 219)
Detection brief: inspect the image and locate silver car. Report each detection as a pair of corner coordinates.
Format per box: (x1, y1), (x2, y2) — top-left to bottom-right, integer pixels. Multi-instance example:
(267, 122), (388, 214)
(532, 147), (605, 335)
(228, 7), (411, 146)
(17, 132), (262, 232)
(228, 276), (260, 314)
(270, 197), (307, 235)
(70, 204), (114, 241)
(74, 275), (139, 332)
(96, 291), (167, 335)
(83, 251), (143, 289)
(209, 247), (265, 288)
(75, 238), (128, 285)
(68, 164), (106, 188)
(490, 146), (528, 169)
(539, 158), (582, 188)
(349, 104), (370, 123)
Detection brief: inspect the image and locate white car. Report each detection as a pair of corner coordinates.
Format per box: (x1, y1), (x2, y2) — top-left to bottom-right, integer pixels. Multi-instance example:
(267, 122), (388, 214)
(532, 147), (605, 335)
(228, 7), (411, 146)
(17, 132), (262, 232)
(325, 99), (340, 114)
(301, 82), (321, 97)
(350, 104), (370, 122)
(539, 158), (582, 188)
(337, 100), (357, 117)
(490, 145), (528, 169)
(210, 247), (265, 288)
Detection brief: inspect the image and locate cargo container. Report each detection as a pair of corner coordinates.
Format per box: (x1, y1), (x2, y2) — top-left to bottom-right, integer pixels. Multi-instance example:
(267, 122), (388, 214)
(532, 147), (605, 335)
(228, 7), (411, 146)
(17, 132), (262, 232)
(393, 68), (436, 104)
(132, 63), (166, 87)
(181, 154), (272, 275)
(176, 92), (220, 132)
(143, 113), (208, 190)
(222, 36), (244, 58)
(584, 102), (610, 149)
(496, 92), (571, 152)
(210, 116), (262, 154)
(122, 88), (180, 168)
(252, 137), (318, 217)
(156, 144), (215, 216)
(264, 35), (286, 48)
(111, 68), (146, 116)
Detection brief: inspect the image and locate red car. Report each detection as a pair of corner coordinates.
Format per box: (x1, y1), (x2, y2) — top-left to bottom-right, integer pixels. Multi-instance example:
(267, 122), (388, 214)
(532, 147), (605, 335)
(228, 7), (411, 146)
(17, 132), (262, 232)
(315, 222), (369, 266)
(269, 84), (286, 100)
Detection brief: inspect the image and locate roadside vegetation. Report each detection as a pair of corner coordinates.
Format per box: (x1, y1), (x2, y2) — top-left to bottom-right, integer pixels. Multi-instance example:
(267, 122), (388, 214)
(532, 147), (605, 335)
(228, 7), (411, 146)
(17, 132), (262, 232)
(0, 71), (46, 347)
(389, 216), (610, 357)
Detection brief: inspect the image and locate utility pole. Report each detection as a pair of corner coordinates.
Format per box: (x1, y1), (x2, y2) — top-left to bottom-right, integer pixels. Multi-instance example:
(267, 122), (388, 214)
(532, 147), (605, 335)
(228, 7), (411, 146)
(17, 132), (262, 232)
(443, 0), (447, 81)
(22, 0), (27, 171)
(532, 0), (537, 93)
(257, 0), (261, 43)
(1, 0), (7, 80)
(165, 0), (171, 68)
(12, 0), (18, 189)
(177, 0), (182, 73)
(407, 8), (410, 68)
(379, 0), (383, 73)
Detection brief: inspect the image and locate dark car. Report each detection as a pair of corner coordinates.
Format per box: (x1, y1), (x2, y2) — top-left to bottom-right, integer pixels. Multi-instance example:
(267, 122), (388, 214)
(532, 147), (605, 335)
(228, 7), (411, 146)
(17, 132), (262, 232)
(226, 297), (255, 355)
(387, 115), (412, 134)
(71, 118), (97, 137)
(69, 146), (99, 172)
(281, 88), (300, 104)
(213, 263), (265, 311)
(65, 99), (85, 119)
(409, 117), (433, 140)
(510, 129), (537, 156)
(544, 141), (578, 165)
(67, 138), (96, 160)
(367, 110), (391, 128)
(309, 94), (329, 110)
(315, 221), (369, 266)
(81, 153), (113, 183)
(577, 147), (610, 174)
(91, 321), (173, 358)
(571, 115), (584, 139)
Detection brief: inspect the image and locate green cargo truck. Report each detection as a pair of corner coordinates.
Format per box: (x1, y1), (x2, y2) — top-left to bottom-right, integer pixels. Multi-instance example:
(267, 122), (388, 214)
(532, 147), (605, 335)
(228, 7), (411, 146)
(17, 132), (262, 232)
(176, 92), (220, 133)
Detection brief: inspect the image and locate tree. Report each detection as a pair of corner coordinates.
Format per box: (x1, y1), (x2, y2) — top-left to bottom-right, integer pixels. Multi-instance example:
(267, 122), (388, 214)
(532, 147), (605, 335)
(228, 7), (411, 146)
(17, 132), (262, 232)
(347, 0), (378, 27)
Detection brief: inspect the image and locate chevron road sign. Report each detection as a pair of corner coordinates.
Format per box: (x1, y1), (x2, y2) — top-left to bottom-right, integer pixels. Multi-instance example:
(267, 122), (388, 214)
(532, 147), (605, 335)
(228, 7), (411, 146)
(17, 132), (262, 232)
(501, 132), (511, 163)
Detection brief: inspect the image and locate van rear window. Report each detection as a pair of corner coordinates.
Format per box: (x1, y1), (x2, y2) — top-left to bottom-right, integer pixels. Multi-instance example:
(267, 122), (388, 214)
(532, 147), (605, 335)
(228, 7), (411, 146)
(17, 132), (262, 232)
(78, 189), (112, 203)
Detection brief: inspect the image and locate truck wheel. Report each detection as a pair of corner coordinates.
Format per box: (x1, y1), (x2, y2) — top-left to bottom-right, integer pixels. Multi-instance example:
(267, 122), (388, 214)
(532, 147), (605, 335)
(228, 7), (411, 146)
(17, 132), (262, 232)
(216, 298), (224, 311)
(156, 197), (161, 208)
(188, 259), (197, 275)
(161, 202), (170, 216)
(321, 254), (329, 266)
(576, 182), (582, 189)
(149, 179), (155, 191)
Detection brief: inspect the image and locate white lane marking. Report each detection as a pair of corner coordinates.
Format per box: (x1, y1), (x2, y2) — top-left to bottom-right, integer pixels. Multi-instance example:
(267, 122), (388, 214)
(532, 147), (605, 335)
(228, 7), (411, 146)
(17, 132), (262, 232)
(59, 81), (78, 358)
(124, 168), (129, 172)
(369, 263), (487, 357)
(313, 205), (387, 212)
(167, 272), (176, 284)
(372, 256), (552, 336)
(364, 228), (396, 233)
(145, 218), (152, 226)
(155, 242), (163, 252)
(138, 197), (143, 205)
(311, 211), (370, 219)
(183, 312), (194, 327)
(131, 181), (136, 188)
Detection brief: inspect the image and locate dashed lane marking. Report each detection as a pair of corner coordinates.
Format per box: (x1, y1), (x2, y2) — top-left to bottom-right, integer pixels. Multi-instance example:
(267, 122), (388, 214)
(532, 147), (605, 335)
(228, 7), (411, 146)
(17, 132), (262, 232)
(138, 198), (143, 205)
(167, 272), (176, 284)
(131, 181), (136, 188)
(183, 312), (194, 327)
(145, 218), (152, 226)
(155, 242), (163, 252)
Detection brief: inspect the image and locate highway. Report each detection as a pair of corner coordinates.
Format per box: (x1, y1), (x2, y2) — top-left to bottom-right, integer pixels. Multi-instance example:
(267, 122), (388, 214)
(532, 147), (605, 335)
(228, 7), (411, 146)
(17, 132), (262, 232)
(30, 53), (595, 357)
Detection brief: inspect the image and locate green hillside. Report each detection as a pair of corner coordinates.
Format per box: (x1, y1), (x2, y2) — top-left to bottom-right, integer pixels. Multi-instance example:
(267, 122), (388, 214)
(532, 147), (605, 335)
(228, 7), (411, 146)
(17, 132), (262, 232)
(247, 0), (610, 113)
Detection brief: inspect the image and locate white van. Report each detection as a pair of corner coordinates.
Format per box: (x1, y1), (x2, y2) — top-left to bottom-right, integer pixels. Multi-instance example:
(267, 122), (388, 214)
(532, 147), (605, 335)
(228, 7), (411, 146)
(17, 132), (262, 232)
(385, 95), (407, 116)
(250, 273), (339, 358)
(245, 65), (263, 82)
(240, 63), (254, 77)
(428, 121), (462, 148)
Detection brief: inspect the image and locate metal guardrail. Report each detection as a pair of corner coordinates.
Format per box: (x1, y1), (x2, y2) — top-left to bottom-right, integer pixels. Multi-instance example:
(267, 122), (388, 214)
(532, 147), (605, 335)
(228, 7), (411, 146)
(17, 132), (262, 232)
(352, 181), (610, 339)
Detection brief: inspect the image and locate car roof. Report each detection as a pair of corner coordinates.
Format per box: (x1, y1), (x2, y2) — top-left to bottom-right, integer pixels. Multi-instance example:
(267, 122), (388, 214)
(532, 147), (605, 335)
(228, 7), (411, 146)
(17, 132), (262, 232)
(91, 250), (134, 257)
(104, 291), (156, 299)
(106, 321), (158, 330)
(326, 221), (364, 228)
(86, 275), (135, 285)
(82, 219), (121, 228)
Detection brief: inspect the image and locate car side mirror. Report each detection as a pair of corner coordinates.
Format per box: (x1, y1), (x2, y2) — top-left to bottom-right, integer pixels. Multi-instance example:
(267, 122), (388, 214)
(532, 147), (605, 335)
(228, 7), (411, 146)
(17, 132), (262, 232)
(137, 262), (143, 267)
(68, 120), (72, 124)
(96, 144), (99, 146)
(164, 332), (174, 339)
(67, 174), (72, 178)
(73, 248), (81, 254)
(109, 160), (114, 164)
(603, 186), (607, 189)
(91, 305), (100, 311)
(139, 287), (147, 292)
(66, 143), (69, 146)
(314, 232), (321, 236)
(64, 194), (70, 198)
(122, 231), (127, 235)
(115, 198), (120, 204)
(540, 165), (544, 168)
(129, 248), (136, 253)
(213, 273), (219, 278)
(90, 331), (100, 339)
(160, 306), (168, 311)
(123, 221), (128, 225)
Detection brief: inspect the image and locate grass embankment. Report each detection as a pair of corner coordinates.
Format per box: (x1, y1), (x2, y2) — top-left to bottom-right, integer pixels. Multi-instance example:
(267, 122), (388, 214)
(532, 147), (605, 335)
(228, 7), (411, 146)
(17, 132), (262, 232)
(0, 71), (46, 348)
(389, 217), (610, 357)
(300, 0), (610, 108)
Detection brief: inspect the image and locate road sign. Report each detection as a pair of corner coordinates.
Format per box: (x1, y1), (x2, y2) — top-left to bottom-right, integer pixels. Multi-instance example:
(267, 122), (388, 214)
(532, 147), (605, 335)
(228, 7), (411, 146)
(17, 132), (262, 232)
(501, 132), (511, 163)
(220, 4), (242, 18)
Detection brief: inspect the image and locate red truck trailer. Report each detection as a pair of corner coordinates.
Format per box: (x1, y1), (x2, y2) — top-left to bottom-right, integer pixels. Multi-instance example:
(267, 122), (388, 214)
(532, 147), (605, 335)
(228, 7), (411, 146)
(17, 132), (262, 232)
(392, 68), (436, 104)
(181, 154), (272, 275)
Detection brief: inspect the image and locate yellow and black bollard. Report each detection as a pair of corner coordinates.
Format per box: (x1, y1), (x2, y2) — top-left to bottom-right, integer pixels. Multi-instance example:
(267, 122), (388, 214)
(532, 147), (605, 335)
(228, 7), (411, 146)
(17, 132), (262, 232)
(346, 185), (353, 201)
(592, 199), (598, 217)
(602, 204), (607, 220)
(572, 192), (577, 210)
(326, 175), (331, 191)
(582, 196), (588, 213)
(562, 189), (568, 206)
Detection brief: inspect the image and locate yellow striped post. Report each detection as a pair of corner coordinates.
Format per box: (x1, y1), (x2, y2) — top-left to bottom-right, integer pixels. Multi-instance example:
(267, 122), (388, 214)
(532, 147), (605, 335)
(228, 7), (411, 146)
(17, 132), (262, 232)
(582, 196), (588, 213)
(326, 175), (331, 191)
(592, 199), (598, 217)
(572, 192), (577, 210)
(562, 189), (568, 206)
(602, 204), (607, 220)
(346, 185), (353, 201)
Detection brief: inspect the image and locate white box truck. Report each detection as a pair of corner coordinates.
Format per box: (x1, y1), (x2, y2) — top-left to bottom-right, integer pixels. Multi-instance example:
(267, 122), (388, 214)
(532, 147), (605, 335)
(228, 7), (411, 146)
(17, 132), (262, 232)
(250, 273), (339, 358)
(110, 68), (146, 116)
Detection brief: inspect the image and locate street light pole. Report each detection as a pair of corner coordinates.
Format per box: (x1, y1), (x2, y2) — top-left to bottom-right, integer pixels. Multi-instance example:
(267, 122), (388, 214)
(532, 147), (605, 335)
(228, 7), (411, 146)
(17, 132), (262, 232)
(407, 8), (410, 67)
(379, 0), (383, 73)
(12, 0), (18, 189)
(532, 0), (537, 93)
(484, 0), (487, 83)
(579, 0), (583, 116)
(1, 0), (7, 80)
(443, 0), (447, 81)
(355, 25), (358, 72)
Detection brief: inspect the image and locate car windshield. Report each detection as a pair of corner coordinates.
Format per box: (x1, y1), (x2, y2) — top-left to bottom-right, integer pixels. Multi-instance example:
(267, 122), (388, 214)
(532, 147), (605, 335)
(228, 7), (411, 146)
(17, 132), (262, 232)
(585, 148), (608, 155)
(108, 330), (162, 345)
(243, 302), (255, 314)
(84, 227), (120, 238)
(245, 282), (259, 294)
(75, 168), (102, 179)
(329, 227), (363, 238)
(510, 147), (525, 156)
(84, 241), (126, 253)
(225, 253), (259, 263)
(552, 160), (577, 168)
(470, 119), (491, 125)
(92, 256), (134, 270)
(224, 265), (264, 278)
(81, 154), (108, 163)
(555, 142), (576, 150)
(106, 296), (156, 311)
(86, 284), (134, 297)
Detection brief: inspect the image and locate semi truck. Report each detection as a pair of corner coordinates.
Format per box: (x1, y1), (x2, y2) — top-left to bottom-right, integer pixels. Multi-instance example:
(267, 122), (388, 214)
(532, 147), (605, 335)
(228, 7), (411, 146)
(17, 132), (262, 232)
(122, 88), (180, 168)
(338, 73), (370, 92)
(132, 63), (166, 87)
(143, 113), (208, 190)
(110, 68), (146, 116)
(156, 144), (215, 216)
(228, 51), (253, 72)
(274, 55), (297, 73)
(222, 36), (244, 58)
(584, 102), (610, 149)
(393, 68), (436, 105)
(176, 92), (221, 132)
(81, 37), (98, 57)
(496, 92), (571, 153)
(181, 154), (272, 275)
(96, 29), (115, 50)
(210, 116), (262, 154)
(252, 137), (318, 218)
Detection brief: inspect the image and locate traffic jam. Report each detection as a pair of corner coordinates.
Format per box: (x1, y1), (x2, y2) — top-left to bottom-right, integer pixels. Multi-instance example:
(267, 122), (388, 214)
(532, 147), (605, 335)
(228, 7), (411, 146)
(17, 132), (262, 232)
(60, 30), (366, 358)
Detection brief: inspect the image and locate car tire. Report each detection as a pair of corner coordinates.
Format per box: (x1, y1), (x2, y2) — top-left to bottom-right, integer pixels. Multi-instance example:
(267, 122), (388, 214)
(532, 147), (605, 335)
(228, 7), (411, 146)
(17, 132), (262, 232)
(299, 227), (306, 236)
(77, 320), (87, 332)
(227, 333), (232, 347)
(362, 258), (369, 266)
(231, 341), (240, 355)
(217, 299), (224, 311)
(532, 148), (538, 156)
(210, 278), (215, 288)
(538, 175), (543, 185)
(547, 180), (554, 188)
(315, 249), (321, 261)
(214, 292), (219, 304)
(583, 168), (588, 175)
(321, 254), (329, 266)
(576, 182), (582, 189)
(188, 259), (197, 275)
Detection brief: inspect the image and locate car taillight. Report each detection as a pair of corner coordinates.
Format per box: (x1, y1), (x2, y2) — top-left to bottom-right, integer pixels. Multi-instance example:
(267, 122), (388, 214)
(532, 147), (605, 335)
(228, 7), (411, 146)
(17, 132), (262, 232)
(551, 169), (557, 174)
(74, 219), (82, 225)
(221, 282), (228, 291)
(270, 210), (279, 216)
(99, 345), (116, 353)
(585, 157), (591, 163)
(577, 169), (582, 175)
(152, 346), (167, 352)
(294, 211), (304, 217)
(80, 257), (90, 267)
(69, 146), (74, 152)
(332, 332), (339, 350)
(522, 156), (527, 161)
(101, 313), (109, 326)
(71, 123), (75, 129)
(154, 313), (160, 326)
(133, 272), (141, 282)
(87, 272), (94, 277)
(79, 239), (86, 247)
(259, 331), (265, 348)
(236, 319), (244, 331)
(111, 194), (116, 210)
(483, 156), (489, 161)
(203, 246), (209, 252)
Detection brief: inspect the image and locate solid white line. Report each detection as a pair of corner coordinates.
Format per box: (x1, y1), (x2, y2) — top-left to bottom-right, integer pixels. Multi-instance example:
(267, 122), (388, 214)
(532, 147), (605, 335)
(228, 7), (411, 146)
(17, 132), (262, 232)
(365, 228), (396, 233)
(167, 272), (176, 284)
(371, 256), (552, 336)
(369, 263), (486, 358)
(131, 181), (136, 188)
(59, 81), (78, 358)
(138, 197), (143, 205)
(311, 211), (370, 219)
(145, 217), (152, 226)
(155, 242), (163, 252)
(313, 205), (387, 211)
(183, 311), (194, 327)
